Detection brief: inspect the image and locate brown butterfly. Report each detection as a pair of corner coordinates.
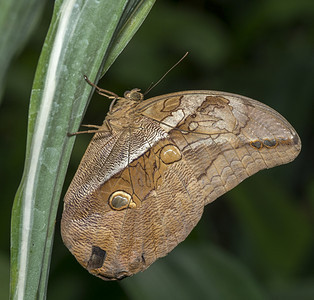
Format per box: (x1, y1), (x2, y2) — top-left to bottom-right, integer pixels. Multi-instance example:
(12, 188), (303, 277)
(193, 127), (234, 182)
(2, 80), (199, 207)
(61, 77), (301, 280)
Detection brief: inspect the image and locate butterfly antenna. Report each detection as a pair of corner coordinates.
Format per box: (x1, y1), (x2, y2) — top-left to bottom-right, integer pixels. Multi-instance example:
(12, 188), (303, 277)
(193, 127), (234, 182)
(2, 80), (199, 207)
(144, 52), (189, 95)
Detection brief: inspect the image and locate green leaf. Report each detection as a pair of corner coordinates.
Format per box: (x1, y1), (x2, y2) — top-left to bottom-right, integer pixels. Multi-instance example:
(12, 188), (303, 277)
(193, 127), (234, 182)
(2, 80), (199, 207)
(271, 279), (314, 300)
(228, 176), (312, 278)
(101, 0), (158, 75)
(121, 242), (267, 300)
(0, 0), (45, 101)
(0, 252), (10, 300)
(10, 0), (155, 299)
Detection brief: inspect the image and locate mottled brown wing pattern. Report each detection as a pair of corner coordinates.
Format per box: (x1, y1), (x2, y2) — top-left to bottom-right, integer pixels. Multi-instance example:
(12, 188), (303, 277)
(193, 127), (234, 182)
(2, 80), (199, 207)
(139, 91), (301, 205)
(61, 89), (301, 281)
(62, 136), (203, 280)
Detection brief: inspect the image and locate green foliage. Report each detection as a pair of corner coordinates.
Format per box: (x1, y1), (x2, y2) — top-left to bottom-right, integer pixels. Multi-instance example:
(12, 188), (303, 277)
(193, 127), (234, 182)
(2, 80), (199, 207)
(122, 243), (267, 300)
(7, 0), (155, 299)
(1, 0), (313, 299)
(0, 0), (45, 100)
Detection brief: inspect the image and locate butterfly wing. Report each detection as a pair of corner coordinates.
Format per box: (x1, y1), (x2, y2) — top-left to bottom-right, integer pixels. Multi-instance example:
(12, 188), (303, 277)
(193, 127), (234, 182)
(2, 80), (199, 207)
(62, 130), (203, 280)
(139, 91), (301, 205)
(61, 90), (301, 280)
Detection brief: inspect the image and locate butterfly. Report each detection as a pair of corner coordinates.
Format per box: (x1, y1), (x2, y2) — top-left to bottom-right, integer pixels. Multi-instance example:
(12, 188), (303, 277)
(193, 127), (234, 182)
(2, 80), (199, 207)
(61, 76), (301, 280)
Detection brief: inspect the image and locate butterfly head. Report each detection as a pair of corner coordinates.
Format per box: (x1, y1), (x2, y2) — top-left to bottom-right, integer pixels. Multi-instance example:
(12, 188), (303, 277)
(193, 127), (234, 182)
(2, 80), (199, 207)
(124, 88), (144, 102)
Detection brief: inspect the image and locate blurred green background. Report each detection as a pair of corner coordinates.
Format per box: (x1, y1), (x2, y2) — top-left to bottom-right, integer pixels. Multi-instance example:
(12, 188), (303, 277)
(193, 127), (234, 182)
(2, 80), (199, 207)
(1, 0), (314, 299)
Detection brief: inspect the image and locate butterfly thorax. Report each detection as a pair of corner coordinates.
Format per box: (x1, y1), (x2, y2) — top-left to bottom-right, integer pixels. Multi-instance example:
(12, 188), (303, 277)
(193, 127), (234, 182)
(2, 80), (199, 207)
(105, 88), (145, 130)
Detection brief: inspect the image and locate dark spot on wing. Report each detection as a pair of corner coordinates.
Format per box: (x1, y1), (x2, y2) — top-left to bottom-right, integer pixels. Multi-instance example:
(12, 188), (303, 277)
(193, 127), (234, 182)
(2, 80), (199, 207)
(87, 246), (106, 270)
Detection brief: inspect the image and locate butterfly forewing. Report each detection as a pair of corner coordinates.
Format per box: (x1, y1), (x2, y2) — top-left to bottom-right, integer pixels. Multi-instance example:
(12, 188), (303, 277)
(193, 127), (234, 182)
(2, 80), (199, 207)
(140, 91), (301, 204)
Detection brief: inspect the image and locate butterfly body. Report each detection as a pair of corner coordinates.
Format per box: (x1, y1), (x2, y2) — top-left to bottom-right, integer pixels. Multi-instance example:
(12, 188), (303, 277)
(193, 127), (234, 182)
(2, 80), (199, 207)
(61, 89), (301, 280)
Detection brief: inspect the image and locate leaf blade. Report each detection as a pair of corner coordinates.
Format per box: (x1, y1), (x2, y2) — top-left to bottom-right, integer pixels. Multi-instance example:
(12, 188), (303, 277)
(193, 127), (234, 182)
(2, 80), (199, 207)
(10, 0), (155, 299)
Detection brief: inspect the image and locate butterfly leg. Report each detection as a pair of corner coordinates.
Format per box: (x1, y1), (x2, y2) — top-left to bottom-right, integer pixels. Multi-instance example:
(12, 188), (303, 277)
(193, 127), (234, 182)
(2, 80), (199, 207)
(68, 125), (111, 136)
(84, 75), (119, 99)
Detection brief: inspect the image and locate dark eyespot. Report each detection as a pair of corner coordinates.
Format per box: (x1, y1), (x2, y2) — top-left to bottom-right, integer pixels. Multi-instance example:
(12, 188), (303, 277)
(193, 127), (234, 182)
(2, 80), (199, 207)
(87, 246), (106, 270)
(111, 195), (128, 208)
(108, 191), (136, 210)
(263, 139), (277, 148)
(250, 140), (263, 149)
